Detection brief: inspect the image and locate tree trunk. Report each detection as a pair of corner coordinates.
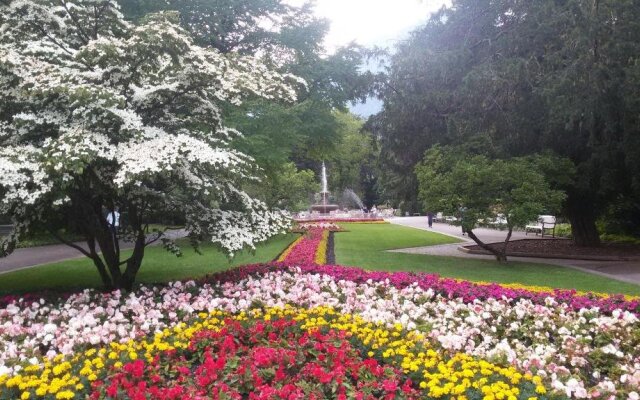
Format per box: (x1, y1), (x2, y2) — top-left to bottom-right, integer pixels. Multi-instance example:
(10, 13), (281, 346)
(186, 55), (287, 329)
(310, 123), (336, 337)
(466, 229), (508, 262)
(121, 232), (146, 291)
(91, 255), (115, 291)
(501, 226), (513, 259)
(86, 238), (114, 290)
(565, 193), (601, 246)
(570, 214), (600, 246)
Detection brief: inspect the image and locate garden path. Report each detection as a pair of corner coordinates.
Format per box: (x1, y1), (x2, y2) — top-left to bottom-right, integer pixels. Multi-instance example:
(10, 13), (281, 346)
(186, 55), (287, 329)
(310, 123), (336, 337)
(388, 217), (640, 285)
(0, 230), (186, 274)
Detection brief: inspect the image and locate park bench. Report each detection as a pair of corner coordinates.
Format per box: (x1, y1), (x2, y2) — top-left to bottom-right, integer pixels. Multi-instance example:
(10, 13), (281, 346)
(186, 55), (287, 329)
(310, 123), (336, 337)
(525, 215), (556, 237)
(487, 214), (507, 227)
(443, 215), (457, 224)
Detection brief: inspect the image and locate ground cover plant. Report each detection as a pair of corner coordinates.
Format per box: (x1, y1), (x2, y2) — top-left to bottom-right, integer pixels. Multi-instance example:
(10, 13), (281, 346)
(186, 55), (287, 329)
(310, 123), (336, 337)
(1, 224), (640, 399)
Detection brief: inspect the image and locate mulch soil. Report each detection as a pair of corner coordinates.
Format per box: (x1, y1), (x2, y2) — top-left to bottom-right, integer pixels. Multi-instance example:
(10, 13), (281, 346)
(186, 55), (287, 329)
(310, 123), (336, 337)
(465, 238), (640, 259)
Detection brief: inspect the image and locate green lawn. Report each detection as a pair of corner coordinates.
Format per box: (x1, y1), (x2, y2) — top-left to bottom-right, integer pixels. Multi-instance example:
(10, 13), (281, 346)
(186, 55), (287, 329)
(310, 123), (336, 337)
(335, 223), (640, 295)
(0, 234), (297, 294)
(4, 223), (639, 296)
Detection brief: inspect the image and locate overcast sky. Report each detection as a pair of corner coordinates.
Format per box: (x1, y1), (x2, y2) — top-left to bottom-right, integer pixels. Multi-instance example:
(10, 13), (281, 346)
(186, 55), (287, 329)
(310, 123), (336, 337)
(285, 0), (450, 117)
(285, 0), (450, 52)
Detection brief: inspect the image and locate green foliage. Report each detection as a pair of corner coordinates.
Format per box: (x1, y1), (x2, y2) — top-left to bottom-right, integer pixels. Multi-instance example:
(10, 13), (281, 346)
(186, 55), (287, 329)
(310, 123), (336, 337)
(246, 162), (318, 211)
(416, 147), (566, 232)
(229, 103), (379, 210)
(554, 224), (573, 239)
(325, 112), (379, 204)
(372, 0), (640, 243)
(554, 224), (640, 244)
(118, 0), (326, 58)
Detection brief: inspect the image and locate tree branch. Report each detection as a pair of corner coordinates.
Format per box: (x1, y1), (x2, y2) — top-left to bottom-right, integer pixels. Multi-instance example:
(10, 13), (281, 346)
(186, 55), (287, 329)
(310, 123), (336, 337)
(48, 228), (92, 258)
(145, 232), (164, 246)
(58, 0), (92, 44)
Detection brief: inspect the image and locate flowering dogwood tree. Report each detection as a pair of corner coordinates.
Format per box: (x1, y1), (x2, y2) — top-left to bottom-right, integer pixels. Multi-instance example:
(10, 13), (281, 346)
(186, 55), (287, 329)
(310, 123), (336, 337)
(0, 0), (303, 290)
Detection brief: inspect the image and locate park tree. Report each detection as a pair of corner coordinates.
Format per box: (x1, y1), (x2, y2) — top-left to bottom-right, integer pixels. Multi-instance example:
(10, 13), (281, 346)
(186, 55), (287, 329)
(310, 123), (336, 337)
(0, 0), (303, 290)
(373, 0), (640, 245)
(245, 162), (319, 211)
(118, 0), (326, 60)
(119, 0), (379, 208)
(416, 147), (567, 262)
(324, 112), (379, 208)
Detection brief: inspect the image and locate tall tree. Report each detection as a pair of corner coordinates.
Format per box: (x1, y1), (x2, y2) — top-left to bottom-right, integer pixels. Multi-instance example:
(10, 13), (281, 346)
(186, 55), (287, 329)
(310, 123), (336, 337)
(417, 147), (568, 261)
(0, 0), (300, 290)
(373, 0), (640, 244)
(118, 0), (379, 208)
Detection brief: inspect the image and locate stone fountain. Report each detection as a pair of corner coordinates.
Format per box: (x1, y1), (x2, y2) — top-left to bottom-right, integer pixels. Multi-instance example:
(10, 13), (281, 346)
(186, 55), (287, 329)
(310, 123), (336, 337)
(310, 161), (339, 214)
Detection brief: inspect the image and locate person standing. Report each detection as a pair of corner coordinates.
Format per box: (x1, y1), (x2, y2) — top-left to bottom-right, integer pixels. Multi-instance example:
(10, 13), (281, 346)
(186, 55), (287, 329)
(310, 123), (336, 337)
(427, 211), (434, 228)
(106, 207), (120, 235)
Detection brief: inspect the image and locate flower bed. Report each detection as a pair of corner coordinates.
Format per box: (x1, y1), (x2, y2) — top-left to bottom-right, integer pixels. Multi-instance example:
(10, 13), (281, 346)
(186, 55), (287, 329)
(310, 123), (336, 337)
(273, 228), (639, 315)
(91, 312), (421, 400)
(1, 305), (546, 400)
(2, 227), (640, 398)
(294, 222), (343, 232)
(294, 218), (386, 224)
(1, 264), (639, 398)
(276, 228), (329, 265)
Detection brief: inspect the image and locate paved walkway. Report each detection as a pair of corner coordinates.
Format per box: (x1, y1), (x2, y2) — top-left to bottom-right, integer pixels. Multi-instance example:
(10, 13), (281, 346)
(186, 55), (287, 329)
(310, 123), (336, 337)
(387, 217), (542, 243)
(388, 217), (640, 285)
(0, 230), (186, 274)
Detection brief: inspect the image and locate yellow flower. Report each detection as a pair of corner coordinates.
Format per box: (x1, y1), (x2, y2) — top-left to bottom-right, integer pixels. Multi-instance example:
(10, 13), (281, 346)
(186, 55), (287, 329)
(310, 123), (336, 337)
(56, 391), (75, 399)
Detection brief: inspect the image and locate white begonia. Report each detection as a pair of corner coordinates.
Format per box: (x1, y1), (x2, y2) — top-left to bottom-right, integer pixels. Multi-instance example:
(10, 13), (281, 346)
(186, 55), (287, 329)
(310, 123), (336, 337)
(0, 268), (638, 396)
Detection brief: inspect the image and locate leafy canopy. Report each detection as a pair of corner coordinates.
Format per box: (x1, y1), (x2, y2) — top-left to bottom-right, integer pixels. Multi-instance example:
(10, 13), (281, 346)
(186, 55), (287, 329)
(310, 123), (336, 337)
(416, 147), (567, 232)
(0, 0), (303, 289)
(372, 0), (640, 243)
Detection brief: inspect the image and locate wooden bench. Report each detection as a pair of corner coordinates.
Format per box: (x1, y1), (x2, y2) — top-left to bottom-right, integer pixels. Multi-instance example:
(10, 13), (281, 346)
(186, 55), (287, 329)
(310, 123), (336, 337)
(0, 225), (12, 237)
(525, 215), (556, 237)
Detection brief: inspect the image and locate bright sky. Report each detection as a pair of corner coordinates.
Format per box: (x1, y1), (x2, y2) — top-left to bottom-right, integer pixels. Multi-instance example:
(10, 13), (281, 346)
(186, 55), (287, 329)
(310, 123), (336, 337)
(284, 0), (452, 117)
(286, 0), (450, 52)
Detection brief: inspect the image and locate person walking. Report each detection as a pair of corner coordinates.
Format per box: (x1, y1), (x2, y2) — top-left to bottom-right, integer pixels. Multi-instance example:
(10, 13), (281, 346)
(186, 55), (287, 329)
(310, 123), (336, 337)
(458, 205), (467, 235)
(427, 211), (434, 228)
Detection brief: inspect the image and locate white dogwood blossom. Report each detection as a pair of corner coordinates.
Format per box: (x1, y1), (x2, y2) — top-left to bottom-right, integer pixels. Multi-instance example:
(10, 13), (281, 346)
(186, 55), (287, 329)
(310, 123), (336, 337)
(0, 0), (300, 282)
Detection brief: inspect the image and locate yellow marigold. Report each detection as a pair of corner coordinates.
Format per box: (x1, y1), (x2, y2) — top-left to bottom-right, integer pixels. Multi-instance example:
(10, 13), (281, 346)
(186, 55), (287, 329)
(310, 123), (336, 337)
(55, 391), (75, 399)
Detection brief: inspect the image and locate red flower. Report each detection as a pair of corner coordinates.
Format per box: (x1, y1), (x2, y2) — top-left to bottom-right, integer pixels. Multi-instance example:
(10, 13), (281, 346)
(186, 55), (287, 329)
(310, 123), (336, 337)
(382, 379), (398, 392)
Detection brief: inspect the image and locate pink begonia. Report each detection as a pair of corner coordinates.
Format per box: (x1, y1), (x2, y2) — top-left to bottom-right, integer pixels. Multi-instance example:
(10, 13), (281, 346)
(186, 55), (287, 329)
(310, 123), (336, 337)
(1, 265), (639, 397)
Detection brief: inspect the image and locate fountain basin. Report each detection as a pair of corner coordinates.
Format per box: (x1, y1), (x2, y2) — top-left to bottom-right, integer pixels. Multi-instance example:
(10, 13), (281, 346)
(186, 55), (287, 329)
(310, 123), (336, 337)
(310, 204), (339, 214)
